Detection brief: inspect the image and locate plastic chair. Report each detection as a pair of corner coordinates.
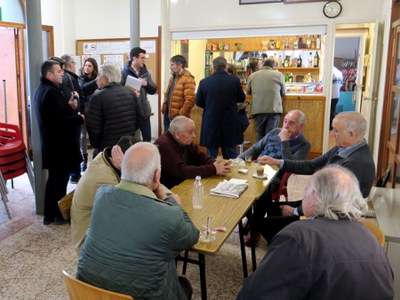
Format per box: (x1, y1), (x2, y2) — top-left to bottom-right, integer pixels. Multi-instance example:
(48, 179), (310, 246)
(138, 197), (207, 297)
(363, 220), (385, 247)
(0, 123), (35, 219)
(271, 172), (291, 202)
(62, 270), (134, 300)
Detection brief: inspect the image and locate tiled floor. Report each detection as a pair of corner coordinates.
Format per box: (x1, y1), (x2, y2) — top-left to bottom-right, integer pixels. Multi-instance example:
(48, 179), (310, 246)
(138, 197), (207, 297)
(1, 173), (289, 300)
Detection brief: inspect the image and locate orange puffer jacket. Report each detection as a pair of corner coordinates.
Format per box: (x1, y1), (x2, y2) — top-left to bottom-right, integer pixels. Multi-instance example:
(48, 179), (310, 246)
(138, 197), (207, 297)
(162, 69), (196, 120)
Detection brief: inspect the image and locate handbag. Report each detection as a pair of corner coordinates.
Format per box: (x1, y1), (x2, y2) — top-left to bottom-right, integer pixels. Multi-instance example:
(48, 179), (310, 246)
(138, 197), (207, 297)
(239, 109), (250, 132)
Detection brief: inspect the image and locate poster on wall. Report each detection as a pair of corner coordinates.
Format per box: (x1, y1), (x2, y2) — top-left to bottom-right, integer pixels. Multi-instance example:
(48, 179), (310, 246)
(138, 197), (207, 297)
(111, 42), (126, 54)
(81, 54), (101, 66)
(83, 42), (98, 54)
(140, 40), (156, 54)
(97, 42), (111, 54)
(104, 55), (124, 69)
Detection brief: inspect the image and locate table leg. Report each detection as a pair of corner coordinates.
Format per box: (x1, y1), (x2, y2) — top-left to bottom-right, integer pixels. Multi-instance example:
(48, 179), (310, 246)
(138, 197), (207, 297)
(182, 250), (189, 275)
(249, 208), (257, 271)
(198, 253), (207, 300)
(238, 221), (249, 278)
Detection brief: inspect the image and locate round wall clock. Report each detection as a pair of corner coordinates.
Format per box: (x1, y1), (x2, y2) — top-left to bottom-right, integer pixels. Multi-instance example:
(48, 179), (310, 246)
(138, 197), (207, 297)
(323, 0), (342, 19)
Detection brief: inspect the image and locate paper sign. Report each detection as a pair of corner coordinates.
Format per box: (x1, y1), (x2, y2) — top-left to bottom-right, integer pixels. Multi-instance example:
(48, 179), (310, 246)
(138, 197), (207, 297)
(125, 75), (142, 90)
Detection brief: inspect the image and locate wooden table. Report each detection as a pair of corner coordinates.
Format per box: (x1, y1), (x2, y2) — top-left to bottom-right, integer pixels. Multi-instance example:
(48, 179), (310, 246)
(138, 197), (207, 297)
(172, 162), (278, 300)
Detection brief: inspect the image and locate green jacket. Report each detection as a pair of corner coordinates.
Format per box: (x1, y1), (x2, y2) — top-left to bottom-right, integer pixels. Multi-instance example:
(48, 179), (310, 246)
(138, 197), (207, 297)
(76, 180), (199, 300)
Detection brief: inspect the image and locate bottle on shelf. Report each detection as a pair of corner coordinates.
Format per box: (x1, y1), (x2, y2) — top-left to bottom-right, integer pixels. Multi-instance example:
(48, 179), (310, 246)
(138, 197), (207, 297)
(313, 51), (320, 68)
(284, 37), (289, 49)
(308, 52), (313, 67)
(298, 55), (303, 68)
(306, 35), (311, 48)
(316, 35), (321, 49)
(285, 72), (290, 83)
(289, 72), (294, 83)
(192, 176), (204, 210)
(311, 35), (316, 49)
(284, 56), (289, 67)
(298, 36), (303, 49)
(278, 55), (283, 67)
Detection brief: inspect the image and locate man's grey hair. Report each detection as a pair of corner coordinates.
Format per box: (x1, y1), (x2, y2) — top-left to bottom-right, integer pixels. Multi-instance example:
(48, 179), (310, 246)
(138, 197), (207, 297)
(169, 116), (194, 135)
(99, 64), (121, 84)
(310, 165), (367, 221)
(288, 110), (306, 125)
(121, 142), (161, 185)
(213, 56), (227, 70)
(335, 111), (367, 137)
(263, 58), (275, 68)
(60, 54), (73, 67)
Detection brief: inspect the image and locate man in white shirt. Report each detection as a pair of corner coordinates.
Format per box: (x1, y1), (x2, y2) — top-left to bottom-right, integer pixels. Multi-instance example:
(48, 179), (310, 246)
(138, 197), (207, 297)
(330, 66), (343, 130)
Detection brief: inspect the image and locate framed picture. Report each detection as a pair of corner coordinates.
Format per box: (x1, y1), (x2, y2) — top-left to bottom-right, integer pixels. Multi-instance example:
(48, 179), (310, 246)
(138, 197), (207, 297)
(283, 0), (324, 3)
(239, 0), (282, 4)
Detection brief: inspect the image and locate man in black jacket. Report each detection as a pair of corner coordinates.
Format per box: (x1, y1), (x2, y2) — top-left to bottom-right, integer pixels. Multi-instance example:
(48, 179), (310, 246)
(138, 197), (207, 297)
(86, 64), (144, 157)
(33, 59), (84, 225)
(259, 111), (375, 242)
(60, 54), (83, 184)
(121, 47), (157, 141)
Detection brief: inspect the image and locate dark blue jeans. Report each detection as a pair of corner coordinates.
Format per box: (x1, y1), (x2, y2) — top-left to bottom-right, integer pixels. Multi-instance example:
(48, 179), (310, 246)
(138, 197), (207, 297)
(207, 147), (238, 159)
(163, 113), (171, 132)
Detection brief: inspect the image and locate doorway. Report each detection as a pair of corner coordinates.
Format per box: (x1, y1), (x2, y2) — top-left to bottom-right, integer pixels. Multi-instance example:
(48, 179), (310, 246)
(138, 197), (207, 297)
(328, 23), (379, 149)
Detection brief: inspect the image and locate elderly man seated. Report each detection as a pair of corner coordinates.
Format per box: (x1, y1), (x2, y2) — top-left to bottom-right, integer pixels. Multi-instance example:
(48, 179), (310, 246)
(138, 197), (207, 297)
(259, 111), (375, 243)
(155, 116), (232, 188)
(237, 165), (394, 299)
(70, 135), (138, 253)
(238, 110), (311, 244)
(77, 142), (199, 300)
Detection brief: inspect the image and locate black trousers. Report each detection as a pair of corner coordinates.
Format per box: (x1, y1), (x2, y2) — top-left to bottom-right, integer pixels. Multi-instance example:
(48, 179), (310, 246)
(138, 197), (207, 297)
(44, 167), (70, 220)
(256, 197), (302, 243)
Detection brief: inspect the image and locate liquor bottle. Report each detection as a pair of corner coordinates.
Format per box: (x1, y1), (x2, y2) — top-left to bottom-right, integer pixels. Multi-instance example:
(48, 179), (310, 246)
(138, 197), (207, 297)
(313, 51), (320, 68)
(285, 72), (290, 83)
(289, 73), (294, 83)
(298, 55), (303, 68)
(298, 36), (303, 49)
(308, 52), (313, 67)
(278, 55), (283, 67)
(192, 176), (204, 210)
(306, 35), (311, 48)
(284, 37), (289, 49)
(316, 35), (321, 49)
(284, 56), (289, 67)
(311, 35), (316, 49)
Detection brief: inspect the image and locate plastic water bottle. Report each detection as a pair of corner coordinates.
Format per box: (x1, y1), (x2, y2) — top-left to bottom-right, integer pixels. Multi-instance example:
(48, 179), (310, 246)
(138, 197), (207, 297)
(192, 176), (204, 210)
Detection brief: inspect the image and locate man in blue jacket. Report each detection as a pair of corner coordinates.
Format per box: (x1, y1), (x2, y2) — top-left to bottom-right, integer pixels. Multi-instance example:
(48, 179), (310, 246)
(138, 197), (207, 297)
(196, 56), (246, 159)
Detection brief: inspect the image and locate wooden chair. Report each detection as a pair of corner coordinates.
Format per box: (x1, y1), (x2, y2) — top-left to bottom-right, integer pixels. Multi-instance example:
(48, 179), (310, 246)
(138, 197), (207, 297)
(62, 270), (133, 300)
(376, 167), (391, 188)
(363, 220), (385, 247)
(271, 172), (292, 202)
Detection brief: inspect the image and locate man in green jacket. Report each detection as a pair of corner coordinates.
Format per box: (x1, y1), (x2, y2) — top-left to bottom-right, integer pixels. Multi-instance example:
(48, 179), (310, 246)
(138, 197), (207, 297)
(76, 142), (199, 300)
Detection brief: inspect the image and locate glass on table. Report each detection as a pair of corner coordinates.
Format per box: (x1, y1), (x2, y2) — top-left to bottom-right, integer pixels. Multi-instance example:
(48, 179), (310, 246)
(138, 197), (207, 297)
(244, 155), (252, 166)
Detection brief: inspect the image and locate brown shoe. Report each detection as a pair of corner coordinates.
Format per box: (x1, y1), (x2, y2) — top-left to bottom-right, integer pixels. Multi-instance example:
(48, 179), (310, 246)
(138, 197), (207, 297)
(244, 231), (260, 247)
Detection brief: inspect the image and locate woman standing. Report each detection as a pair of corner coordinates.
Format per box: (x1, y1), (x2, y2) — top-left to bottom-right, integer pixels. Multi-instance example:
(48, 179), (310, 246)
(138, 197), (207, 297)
(78, 58), (99, 171)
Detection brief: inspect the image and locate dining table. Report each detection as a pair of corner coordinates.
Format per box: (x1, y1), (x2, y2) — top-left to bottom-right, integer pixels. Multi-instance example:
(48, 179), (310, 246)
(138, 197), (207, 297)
(171, 162), (278, 300)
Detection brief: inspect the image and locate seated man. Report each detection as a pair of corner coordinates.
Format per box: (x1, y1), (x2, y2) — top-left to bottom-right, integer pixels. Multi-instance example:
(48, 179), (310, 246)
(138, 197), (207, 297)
(237, 165), (394, 299)
(155, 115), (232, 188)
(70, 136), (138, 253)
(239, 109), (311, 179)
(239, 110), (310, 244)
(76, 142), (199, 300)
(259, 111), (375, 243)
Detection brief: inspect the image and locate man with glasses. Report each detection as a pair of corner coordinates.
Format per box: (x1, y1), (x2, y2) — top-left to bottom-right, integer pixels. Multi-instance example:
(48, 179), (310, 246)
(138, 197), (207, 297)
(121, 47), (157, 141)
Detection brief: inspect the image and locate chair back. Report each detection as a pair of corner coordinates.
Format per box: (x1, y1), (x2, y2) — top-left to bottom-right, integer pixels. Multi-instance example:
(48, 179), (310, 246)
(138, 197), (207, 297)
(376, 167), (391, 188)
(62, 270), (133, 300)
(272, 172), (291, 202)
(363, 220), (385, 247)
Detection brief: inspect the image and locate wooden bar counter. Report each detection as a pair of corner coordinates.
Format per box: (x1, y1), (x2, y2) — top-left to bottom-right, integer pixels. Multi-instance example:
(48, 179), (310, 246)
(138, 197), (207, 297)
(190, 94), (326, 158)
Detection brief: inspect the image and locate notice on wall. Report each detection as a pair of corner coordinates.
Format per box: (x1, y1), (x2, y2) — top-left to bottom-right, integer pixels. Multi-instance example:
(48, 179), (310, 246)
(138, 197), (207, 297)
(111, 42), (126, 54)
(83, 42), (98, 54)
(140, 40), (156, 54)
(97, 42), (111, 54)
(81, 54), (101, 66)
(104, 55), (124, 69)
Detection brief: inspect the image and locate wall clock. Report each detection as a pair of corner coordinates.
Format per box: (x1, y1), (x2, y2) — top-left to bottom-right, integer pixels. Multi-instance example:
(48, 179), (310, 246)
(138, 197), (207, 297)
(323, 0), (342, 18)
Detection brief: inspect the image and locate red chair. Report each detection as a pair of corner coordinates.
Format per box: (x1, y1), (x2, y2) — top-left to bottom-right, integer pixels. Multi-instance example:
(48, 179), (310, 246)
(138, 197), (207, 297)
(0, 123), (35, 219)
(271, 172), (291, 202)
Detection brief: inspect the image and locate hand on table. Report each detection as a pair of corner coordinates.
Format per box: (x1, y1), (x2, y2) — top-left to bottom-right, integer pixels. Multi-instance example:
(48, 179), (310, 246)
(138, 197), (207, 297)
(214, 160), (232, 176)
(257, 155), (281, 167)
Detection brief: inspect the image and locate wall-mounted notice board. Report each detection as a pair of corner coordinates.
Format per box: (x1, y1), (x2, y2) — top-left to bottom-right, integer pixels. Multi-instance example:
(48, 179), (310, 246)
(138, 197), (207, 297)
(76, 37), (159, 88)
